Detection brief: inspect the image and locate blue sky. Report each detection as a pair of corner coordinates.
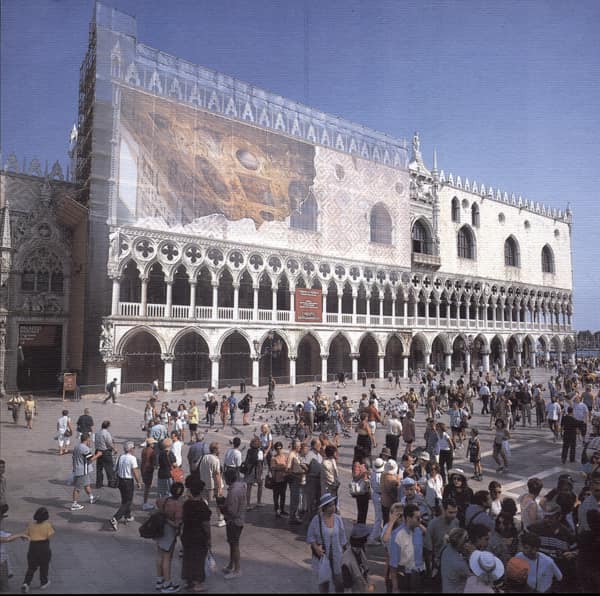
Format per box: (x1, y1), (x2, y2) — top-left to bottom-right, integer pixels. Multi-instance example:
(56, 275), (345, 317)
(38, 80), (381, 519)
(2, 0), (599, 330)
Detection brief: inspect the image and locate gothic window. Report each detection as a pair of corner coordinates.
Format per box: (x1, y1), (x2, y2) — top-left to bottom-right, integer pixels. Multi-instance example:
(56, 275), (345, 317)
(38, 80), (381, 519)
(542, 244), (555, 273)
(504, 236), (520, 267)
(412, 219), (433, 255)
(370, 203), (393, 244)
(471, 203), (480, 227)
(451, 197), (460, 223)
(20, 248), (65, 294)
(290, 193), (318, 232)
(457, 225), (476, 260)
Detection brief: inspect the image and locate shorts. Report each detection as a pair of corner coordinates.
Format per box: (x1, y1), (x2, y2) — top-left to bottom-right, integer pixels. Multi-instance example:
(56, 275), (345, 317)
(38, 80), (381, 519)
(188, 423), (198, 432)
(226, 521), (243, 544)
(74, 473), (91, 489)
(25, 411), (33, 421)
(142, 471), (154, 486)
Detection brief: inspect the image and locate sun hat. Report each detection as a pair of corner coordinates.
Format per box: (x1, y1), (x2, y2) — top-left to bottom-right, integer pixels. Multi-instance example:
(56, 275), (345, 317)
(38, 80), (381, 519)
(469, 550), (504, 580)
(505, 557), (529, 583)
(146, 437), (157, 445)
(319, 493), (337, 509)
(418, 451), (430, 462)
(448, 468), (465, 478)
(373, 458), (385, 472)
(379, 447), (392, 457)
(383, 460), (398, 474)
(401, 477), (416, 487)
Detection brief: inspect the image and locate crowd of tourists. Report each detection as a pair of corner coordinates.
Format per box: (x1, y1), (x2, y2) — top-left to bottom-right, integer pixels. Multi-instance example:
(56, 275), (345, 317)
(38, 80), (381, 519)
(2, 357), (600, 593)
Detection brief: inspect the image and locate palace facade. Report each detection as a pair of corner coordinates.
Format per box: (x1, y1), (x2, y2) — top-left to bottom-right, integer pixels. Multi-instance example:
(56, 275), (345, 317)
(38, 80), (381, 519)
(0, 3), (575, 392)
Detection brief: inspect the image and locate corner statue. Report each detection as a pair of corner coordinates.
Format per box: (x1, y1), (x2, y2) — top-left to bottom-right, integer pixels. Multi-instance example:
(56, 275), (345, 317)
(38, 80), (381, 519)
(100, 322), (113, 351)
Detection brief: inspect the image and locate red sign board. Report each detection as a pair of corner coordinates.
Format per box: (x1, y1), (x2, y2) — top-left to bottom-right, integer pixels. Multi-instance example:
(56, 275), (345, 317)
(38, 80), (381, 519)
(63, 373), (77, 392)
(19, 325), (61, 347)
(295, 288), (322, 323)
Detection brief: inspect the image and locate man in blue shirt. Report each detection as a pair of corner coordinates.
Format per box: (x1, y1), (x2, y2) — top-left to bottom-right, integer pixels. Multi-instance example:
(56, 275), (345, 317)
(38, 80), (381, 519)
(303, 396), (316, 434)
(390, 503), (426, 592)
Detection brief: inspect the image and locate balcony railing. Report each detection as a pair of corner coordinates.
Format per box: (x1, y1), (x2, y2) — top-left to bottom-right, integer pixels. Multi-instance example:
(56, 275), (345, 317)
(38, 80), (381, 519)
(115, 301), (571, 332)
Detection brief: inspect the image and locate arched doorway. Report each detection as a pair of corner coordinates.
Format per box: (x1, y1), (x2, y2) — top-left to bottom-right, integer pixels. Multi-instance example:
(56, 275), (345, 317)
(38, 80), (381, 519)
(359, 334), (379, 378)
(384, 335), (403, 378)
(472, 334), (487, 370)
(121, 330), (163, 390)
(431, 335), (447, 371)
(490, 336), (503, 369)
(506, 336), (520, 367)
(451, 336), (467, 372)
(409, 334), (428, 371)
(258, 332), (289, 385)
(522, 336), (535, 368)
(219, 332), (251, 389)
(173, 332), (211, 390)
(328, 334), (352, 381)
(296, 334), (321, 384)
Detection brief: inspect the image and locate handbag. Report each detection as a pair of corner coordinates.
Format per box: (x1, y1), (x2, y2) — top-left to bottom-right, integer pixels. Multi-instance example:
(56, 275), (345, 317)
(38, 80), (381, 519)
(349, 479), (368, 497)
(264, 474), (274, 490)
(204, 550), (217, 576)
(64, 427), (73, 438)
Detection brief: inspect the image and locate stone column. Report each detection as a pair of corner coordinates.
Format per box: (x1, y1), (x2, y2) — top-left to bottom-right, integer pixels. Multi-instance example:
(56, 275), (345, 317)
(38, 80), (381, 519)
(111, 277), (120, 316)
(366, 295), (371, 319)
(350, 352), (359, 382)
(403, 299), (408, 326)
(253, 286), (259, 321)
(289, 289), (295, 322)
(272, 288), (278, 322)
(435, 301), (440, 327)
(558, 349), (563, 364)
(515, 350), (522, 368)
(500, 349), (506, 370)
(379, 297), (384, 325)
(289, 357), (296, 386)
(162, 353), (175, 392)
(492, 301), (497, 329)
(482, 351), (490, 372)
(212, 282), (218, 319)
(425, 299), (430, 326)
(210, 355), (221, 389)
(445, 352), (452, 373)
(402, 355), (409, 378)
(545, 350), (550, 363)
(251, 356), (260, 387)
(322, 290), (327, 322)
(166, 281), (173, 318)
(103, 355), (124, 395)
(321, 353), (328, 383)
(337, 294), (342, 320)
(233, 283), (240, 320)
(447, 303), (451, 327)
(189, 282), (196, 318)
(141, 276), (148, 317)
(465, 350), (471, 372)
(378, 353), (385, 379)
(352, 292), (357, 325)
(569, 351), (575, 365)
(392, 296), (397, 325)
(530, 352), (537, 368)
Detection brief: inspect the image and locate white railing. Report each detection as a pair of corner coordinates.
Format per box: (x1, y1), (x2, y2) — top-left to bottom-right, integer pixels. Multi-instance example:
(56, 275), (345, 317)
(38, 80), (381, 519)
(238, 308), (254, 321)
(116, 301), (557, 333)
(120, 302), (140, 316)
(195, 305), (212, 319)
(171, 305), (190, 319)
(258, 309), (272, 321)
(147, 303), (165, 318)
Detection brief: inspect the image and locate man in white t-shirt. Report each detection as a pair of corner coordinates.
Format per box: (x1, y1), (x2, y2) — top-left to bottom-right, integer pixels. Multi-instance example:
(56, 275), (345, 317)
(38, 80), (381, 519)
(109, 442), (142, 531)
(199, 442), (225, 527)
(515, 532), (562, 593)
(546, 397), (561, 441)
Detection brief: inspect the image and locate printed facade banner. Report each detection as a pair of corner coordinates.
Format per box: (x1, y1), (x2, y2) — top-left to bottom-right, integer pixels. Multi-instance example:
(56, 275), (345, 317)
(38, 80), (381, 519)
(295, 288), (322, 323)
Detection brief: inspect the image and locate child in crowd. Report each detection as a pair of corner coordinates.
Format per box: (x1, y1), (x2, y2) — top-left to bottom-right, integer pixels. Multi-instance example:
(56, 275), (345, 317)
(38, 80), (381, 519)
(468, 428), (482, 481)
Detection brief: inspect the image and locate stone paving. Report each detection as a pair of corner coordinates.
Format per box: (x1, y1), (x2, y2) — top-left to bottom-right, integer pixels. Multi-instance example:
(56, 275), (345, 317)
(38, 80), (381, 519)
(0, 368), (585, 593)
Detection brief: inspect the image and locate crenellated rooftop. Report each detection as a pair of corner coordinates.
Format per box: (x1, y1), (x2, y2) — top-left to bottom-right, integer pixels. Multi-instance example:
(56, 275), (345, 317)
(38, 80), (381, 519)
(438, 169), (572, 223)
(0, 152), (71, 182)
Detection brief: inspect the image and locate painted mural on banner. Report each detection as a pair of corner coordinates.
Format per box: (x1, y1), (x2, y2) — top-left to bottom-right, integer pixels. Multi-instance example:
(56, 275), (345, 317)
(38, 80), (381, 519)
(295, 288), (322, 323)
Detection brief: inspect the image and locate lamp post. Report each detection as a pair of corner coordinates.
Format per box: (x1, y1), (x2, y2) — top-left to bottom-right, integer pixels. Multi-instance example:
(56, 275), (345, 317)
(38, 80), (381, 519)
(253, 331), (281, 407)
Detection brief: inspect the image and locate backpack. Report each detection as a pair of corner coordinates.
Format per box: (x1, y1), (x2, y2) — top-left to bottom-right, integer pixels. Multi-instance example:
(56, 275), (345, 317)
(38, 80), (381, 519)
(468, 438), (479, 461)
(139, 510), (166, 539)
(106, 383), (111, 392)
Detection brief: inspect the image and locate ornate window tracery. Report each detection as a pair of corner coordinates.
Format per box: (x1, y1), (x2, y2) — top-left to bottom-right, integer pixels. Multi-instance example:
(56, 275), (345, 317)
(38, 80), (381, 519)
(20, 248), (64, 294)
